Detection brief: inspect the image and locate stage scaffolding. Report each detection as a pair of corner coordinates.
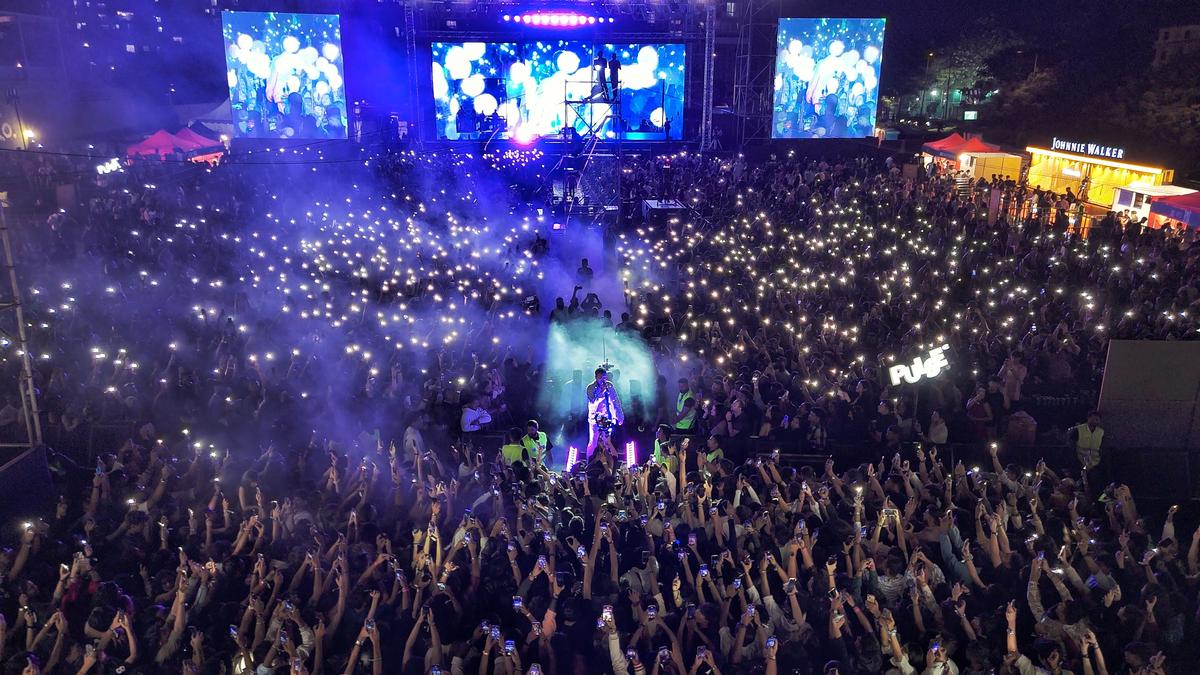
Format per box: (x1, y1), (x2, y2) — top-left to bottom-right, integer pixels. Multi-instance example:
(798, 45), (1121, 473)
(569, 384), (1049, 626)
(699, 4), (716, 151)
(732, 0), (780, 145)
(0, 201), (43, 452)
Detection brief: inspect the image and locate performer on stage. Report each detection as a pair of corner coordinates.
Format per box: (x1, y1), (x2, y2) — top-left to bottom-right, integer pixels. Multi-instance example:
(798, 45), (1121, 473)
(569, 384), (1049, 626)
(585, 367), (623, 458)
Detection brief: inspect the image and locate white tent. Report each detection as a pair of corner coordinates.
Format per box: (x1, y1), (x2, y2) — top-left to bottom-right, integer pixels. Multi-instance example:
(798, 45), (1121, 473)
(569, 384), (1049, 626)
(177, 99), (233, 138)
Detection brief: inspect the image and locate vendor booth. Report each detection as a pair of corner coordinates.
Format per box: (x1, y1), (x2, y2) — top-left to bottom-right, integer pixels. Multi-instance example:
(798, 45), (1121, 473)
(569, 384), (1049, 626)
(1112, 183), (1197, 223)
(1148, 191), (1200, 230)
(920, 133), (967, 173)
(921, 134), (1021, 180)
(127, 129), (225, 162)
(127, 130), (199, 159)
(1026, 137), (1174, 208)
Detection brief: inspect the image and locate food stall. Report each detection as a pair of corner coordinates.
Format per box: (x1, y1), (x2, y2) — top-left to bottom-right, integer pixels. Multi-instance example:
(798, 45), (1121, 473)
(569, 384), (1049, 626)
(921, 134), (1021, 180)
(919, 133), (967, 173)
(1026, 137), (1174, 208)
(1111, 183), (1196, 222)
(1148, 191), (1200, 231)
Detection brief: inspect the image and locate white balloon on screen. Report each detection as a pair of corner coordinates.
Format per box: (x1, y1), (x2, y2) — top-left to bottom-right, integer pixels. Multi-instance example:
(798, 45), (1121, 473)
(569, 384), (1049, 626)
(432, 65), (449, 100)
(248, 53), (271, 79)
(637, 46), (659, 71)
(796, 56), (815, 81)
(271, 52), (292, 73)
(463, 42), (487, 61)
(509, 61), (530, 82)
(286, 75), (302, 94)
(499, 100), (521, 125)
(327, 72), (343, 91)
(774, 73), (783, 90)
(237, 34), (253, 51)
(557, 50), (581, 75)
(650, 107), (665, 127)
(787, 39), (803, 56)
(863, 45), (881, 64)
(842, 50), (861, 70)
(299, 47), (319, 65)
(305, 65), (320, 80)
(283, 36), (300, 54)
(565, 76), (592, 100)
(851, 82), (865, 98)
(474, 93), (498, 116)
(445, 46), (472, 80)
(461, 74), (486, 97)
(322, 43), (341, 62)
(228, 69), (238, 89)
(315, 80), (331, 96)
(828, 40), (845, 57)
(621, 63), (655, 90)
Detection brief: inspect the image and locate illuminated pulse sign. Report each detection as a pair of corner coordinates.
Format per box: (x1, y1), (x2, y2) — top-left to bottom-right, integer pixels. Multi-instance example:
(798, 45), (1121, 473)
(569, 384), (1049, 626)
(888, 344), (951, 386)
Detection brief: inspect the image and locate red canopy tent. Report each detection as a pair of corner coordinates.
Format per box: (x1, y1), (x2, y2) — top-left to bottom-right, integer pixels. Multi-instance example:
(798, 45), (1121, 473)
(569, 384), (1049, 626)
(1149, 191), (1200, 230)
(126, 130), (195, 159)
(956, 137), (1002, 154)
(921, 133), (967, 154)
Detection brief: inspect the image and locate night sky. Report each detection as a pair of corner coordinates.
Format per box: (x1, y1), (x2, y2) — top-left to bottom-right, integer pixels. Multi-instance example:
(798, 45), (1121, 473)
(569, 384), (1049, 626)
(792, 0), (1200, 95)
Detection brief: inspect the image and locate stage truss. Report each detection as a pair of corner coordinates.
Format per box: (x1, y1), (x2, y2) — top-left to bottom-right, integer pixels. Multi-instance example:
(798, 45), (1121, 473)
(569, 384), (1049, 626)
(732, 0), (780, 145)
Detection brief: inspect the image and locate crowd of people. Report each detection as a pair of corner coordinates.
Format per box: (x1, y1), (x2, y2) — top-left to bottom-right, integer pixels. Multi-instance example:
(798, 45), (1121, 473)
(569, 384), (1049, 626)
(0, 141), (1195, 675)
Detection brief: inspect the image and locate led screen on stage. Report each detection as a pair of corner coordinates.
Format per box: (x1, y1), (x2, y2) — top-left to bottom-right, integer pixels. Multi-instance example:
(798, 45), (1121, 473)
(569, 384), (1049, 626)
(222, 11), (347, 139)
(771, 18), (885, 139)
(432, 41), (685, 141)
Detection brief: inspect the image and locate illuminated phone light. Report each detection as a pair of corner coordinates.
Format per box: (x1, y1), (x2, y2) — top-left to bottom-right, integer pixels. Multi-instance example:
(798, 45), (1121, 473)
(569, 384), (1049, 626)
(565, 446), (580, 472)
(625, 441), (637, 467)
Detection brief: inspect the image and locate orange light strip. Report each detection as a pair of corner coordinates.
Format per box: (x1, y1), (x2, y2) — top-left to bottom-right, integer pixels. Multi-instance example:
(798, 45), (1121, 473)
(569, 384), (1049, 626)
(1025, 146), (1163, 174)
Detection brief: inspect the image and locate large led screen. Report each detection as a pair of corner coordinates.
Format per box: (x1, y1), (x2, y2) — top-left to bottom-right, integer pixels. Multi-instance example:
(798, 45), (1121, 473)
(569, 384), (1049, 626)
(432, 42), (685, 141)
(771, 18), (885, 139)
(222, 11), (347, 139)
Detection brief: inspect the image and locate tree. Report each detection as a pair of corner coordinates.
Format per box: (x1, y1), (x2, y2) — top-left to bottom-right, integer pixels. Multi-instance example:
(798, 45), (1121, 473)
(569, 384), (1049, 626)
(899, 18), (1021, 118)
(974, 68), (1060, 145)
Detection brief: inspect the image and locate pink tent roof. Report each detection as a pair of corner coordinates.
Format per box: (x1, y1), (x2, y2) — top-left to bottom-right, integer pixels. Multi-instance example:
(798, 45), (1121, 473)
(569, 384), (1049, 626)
(922, 133), (967, 152)
(175, 127), (220, 149)
(127, 130), (194, 158)
(1150, 191), (1200, 228)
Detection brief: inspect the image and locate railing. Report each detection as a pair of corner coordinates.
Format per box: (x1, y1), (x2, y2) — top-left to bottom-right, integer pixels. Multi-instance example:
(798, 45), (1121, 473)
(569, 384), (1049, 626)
(666, 432), (1075, 474)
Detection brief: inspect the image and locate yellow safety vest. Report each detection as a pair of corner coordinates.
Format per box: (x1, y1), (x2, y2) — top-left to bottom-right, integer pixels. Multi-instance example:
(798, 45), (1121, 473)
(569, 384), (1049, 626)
(676, 392), (697, 429)
(501, 443), (526, 465)
(521, 432), (548, 463)
(1075, 424), (1103, 450)
(1074, 424), (1103, 469)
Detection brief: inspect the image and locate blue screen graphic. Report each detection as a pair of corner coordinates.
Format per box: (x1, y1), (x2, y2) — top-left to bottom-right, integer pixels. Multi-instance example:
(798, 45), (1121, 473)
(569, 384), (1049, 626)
(222, 11), (347, 139)
(771, 18), (885, 139)
(432, 41), (685, 141)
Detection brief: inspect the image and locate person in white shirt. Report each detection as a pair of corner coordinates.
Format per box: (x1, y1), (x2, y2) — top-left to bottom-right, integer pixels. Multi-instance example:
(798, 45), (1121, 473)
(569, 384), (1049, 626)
(460, 396), (493, 433)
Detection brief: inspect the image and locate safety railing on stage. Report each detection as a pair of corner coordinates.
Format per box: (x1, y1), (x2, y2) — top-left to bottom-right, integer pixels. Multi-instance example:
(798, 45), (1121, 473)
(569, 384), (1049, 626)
(665, 432), (1075, 475)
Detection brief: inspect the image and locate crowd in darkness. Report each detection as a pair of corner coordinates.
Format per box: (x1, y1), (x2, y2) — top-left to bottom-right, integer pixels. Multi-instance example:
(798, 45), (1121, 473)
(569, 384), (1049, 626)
(0, 143), (1195, 675)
